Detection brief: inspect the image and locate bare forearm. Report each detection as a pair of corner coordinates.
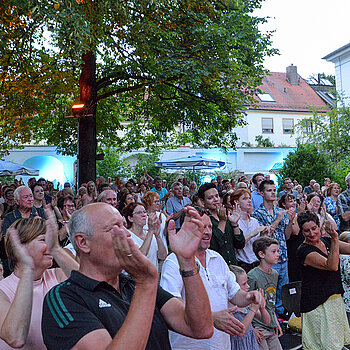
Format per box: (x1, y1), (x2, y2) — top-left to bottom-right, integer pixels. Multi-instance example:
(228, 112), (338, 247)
(51, 246), (79, 277)
(139, 230), (154, 256)
(1, 268), (34, 348)
(255, 308), (271, 325)
(241, 308), (257, 333)
(155, 236), (167, 260)
(270, 218), (282, 233)
(107, 283), (158, 350)
(231, 290), (251, 308)
(327, 237), (340, 270)
(284, 222), (293, 240)
(179, 257), (213, 338)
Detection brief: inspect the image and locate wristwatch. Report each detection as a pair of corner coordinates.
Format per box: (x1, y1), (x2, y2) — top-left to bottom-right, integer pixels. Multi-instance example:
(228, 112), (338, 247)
(180, 262), (200, 277)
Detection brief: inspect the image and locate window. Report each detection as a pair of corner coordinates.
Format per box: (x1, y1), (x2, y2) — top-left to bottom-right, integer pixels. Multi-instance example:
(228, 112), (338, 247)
(283, 118), (294, 134)
(262, 118), (274, 133)
(257, 93), (275, 102)
(302, 120), (313, 133)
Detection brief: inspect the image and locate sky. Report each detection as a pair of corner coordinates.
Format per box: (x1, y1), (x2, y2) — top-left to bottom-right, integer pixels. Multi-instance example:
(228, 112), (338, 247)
(255, 0), (350, 79)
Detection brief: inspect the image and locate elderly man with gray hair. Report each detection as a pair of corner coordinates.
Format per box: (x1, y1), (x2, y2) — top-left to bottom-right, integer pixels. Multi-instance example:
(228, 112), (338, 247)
(166, 181), (192, 231)
(97, 189), (118, 208)
(337, 172), (350, 233)
(1, 185), (46, 277)
(41, 202), (213, 350)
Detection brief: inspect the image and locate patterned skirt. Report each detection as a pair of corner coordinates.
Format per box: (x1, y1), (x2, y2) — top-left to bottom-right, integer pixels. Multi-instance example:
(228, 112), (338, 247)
(302, 294), (350, 350)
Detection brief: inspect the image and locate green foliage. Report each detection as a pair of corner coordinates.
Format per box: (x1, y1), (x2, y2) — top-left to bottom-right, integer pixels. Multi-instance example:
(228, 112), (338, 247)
(331, 157), (350, 190)
(255, 135), (274, 147)
(96, 147), (130, 180)
(241, 141), (252, 147)
(277, 144), (332, 188)
(0, 0), (277, 156)
(127, 149), (163, 180)
(296, 105), (350, 162)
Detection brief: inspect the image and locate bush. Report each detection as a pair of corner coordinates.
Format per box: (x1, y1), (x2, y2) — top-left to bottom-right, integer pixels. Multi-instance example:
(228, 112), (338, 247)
(277, 144), (332, 188)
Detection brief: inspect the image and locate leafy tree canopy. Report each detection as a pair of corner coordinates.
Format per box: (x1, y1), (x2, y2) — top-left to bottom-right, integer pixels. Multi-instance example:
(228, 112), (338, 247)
(277, 143), (332, 188)
(296, 105), (350, 163)
(1, 0), (276, 157)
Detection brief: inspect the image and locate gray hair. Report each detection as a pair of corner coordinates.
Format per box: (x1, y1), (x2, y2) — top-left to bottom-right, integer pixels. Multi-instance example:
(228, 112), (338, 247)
(97, 190), (117, 202)
(68, 206), (95, 255)
(14, 186), (30, 201)
(171, 181), (183, 190)
(346, 172), (350, 185)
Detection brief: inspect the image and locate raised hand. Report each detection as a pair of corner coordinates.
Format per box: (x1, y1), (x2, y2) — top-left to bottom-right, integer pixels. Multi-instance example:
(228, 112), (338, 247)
(148, 212), (161, 238)
(247, 290), (264, 308)
(44, 205), (59, 252)
(324, 220), (338, 239)
(228, 203), (241, 225)
(276, 210), (286, 221)
(286, 207), (296, 221)
(111, 225), (158, 285)
(217, 205), (227, 222)
(8, 228), (34, 269)
(168, 207), (204, 260)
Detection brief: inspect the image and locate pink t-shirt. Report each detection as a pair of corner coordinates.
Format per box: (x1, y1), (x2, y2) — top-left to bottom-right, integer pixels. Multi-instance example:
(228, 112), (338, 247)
(0, 269), (60, 350)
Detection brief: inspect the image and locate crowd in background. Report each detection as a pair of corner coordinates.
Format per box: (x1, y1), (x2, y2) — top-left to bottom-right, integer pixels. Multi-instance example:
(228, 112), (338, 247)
(0, 171), (349, 349)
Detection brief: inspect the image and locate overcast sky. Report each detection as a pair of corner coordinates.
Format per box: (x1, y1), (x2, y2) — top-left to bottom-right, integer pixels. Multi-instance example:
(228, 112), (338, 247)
(255, 0), (350, 79)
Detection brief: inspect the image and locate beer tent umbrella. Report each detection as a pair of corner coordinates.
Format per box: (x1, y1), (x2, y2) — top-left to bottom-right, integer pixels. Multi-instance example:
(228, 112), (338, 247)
(0, 159), (39, 176)
(155, 155), (226, 179)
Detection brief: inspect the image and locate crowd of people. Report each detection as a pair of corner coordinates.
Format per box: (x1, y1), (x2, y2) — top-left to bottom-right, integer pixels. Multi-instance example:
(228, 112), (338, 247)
(0, 172), (349, 349)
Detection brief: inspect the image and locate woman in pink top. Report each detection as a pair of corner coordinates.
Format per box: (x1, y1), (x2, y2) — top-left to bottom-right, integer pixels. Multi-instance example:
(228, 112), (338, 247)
(0, 207), (78, 349)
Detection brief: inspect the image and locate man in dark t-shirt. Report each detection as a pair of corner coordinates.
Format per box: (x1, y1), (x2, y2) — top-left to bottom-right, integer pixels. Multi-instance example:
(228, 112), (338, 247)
(42, 203), (213, 350)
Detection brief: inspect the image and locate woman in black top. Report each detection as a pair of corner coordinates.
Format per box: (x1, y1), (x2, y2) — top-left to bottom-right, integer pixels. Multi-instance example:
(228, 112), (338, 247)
(0, 187), (16, 220)
(296, 211), (350, 350)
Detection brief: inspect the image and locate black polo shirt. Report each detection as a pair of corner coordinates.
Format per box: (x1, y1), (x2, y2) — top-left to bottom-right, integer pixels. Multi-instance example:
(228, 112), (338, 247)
(42, 270), (173, 350)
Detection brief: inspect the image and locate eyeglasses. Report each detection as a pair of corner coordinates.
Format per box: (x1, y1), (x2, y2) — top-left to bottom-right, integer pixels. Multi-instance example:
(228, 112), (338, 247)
(64, 204), (75, 209)
(133, 210), (147, 216)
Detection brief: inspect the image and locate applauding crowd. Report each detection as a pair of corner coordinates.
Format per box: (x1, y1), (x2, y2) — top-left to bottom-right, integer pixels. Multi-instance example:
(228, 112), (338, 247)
(0, 172), (349, 349)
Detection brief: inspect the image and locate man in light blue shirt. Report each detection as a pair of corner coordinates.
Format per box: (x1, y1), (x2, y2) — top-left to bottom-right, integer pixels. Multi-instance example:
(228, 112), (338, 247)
(166, 182), (191, 230)
(278, 177), (299, 199)
(251, 173), (265, 210)
(150, 176), (168, 201)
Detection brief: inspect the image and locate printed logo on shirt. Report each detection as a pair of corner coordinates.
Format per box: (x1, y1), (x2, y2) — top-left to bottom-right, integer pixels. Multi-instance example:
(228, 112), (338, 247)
(99, 299), (112, 308)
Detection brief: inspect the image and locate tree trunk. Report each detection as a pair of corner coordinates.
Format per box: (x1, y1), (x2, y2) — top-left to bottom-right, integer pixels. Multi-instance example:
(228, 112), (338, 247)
(78, 51), (97, 186)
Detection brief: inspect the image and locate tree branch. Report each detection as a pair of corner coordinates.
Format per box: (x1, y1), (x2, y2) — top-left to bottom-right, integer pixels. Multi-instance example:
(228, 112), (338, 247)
(96, 83), (147, 101)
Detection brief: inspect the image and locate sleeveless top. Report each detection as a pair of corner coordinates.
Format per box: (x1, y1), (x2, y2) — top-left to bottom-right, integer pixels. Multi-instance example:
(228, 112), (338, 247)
(0, 269), (60, 349)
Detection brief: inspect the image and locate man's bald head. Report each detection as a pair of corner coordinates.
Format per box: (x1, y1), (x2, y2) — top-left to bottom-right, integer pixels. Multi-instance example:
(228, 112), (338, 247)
(69, 203), (122, 254)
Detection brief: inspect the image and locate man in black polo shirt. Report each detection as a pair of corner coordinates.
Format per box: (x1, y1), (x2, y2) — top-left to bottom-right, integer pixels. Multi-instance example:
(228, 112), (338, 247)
(42, 203), (213, 350)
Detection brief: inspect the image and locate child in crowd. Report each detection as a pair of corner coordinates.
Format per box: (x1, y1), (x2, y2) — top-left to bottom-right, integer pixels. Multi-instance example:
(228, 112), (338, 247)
(247, 236), (283, 350)
(229, 265), (270, 350)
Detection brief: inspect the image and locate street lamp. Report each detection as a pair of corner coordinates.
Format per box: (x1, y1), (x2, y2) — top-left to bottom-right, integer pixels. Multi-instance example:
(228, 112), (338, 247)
(71, 102), (85, 117)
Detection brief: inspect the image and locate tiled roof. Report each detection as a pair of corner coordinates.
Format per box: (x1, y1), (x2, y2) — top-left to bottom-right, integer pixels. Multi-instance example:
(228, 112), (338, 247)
(251, 72), (329, 112)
